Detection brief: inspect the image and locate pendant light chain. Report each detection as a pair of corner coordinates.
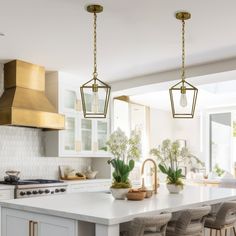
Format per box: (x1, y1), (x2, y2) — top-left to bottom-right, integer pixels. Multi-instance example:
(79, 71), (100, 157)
(93, 12), (98, 78)
(181, 19), (185, 82)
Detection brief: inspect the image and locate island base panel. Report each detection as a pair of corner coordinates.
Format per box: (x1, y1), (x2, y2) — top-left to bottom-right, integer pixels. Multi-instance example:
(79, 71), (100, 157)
(95, 223), (119, 236)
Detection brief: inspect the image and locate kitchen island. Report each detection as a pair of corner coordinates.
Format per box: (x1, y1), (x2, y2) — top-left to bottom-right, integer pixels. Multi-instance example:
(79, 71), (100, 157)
(1, 185), (236, 236)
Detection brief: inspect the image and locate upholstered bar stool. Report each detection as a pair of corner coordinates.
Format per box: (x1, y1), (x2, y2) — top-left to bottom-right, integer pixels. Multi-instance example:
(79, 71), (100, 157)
(204, 201), (236, 236)
(166, 205), (211, 236)
(120, 212), (172, 236)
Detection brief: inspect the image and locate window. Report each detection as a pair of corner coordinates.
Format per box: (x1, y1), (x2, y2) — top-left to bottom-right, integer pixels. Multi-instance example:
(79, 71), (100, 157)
(209, 112), (231, 172)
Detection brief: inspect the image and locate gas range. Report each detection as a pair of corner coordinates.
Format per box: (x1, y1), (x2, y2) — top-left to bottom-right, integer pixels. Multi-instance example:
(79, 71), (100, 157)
(0, 179), (68, 198)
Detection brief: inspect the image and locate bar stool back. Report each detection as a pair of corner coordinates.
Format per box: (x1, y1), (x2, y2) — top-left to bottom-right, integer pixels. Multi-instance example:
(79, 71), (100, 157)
(166, 205), (211, 236)
(205, 201), (236, 236)
(121, 212), (172, 236)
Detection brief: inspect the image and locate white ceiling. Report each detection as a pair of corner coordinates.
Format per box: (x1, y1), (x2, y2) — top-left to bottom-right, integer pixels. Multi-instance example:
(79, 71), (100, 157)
(1, 0), (236, 83)
(130, 79), (236, 113)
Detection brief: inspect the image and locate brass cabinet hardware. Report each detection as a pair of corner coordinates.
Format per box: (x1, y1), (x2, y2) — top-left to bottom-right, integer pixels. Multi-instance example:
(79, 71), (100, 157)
(33, 221), (38, 236)
(29, 220), (38, 236)
(29, 221), (33, 236)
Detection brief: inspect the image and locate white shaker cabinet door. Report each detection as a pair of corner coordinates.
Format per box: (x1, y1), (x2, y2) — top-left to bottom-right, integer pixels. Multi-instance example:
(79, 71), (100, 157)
(2, 212), (30, 236)
(1, 208), (77, 236)
(37, 214), (77, 236)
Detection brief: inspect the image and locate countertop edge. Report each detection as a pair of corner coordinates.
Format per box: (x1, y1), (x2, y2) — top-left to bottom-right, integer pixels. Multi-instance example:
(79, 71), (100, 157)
(1, 194), (236, 225)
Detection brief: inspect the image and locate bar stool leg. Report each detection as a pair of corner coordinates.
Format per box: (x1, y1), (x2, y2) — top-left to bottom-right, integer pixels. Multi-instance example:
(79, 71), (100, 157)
(233, 226), (236, 236)
(210, 228), (212, 236)
(210, 229), (212, 236)
(225, 228), (227, 236)
(219, 229), (222, 236)
(216, 229), (218, 236)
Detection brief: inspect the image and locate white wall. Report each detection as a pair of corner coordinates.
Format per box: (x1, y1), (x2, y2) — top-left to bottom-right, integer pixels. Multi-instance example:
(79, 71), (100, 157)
(149, 108), (202, 161)
(172, 116), (202, 160)
(149, 109), (173, 149)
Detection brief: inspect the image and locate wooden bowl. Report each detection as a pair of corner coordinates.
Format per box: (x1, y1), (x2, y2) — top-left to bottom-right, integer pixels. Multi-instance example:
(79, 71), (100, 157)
(138, 187), (153, 198)
(127, 191), (146, 201)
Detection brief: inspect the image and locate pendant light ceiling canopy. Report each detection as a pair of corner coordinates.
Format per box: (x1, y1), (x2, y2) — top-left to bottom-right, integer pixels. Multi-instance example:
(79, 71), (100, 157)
(80, 5), (111, 119)
(169, 11), (198, 119)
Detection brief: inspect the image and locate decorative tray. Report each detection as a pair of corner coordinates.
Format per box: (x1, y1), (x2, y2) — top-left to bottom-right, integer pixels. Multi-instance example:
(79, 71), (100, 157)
(59, 166), (86, 180)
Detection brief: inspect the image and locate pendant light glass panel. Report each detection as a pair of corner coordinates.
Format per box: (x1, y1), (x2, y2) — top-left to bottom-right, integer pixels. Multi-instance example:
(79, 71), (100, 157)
(169, 80), (198, 118)
(81, 78), (111, 118)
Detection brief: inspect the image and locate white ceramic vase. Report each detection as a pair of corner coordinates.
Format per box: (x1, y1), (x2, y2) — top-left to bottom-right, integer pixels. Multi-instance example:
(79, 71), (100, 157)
(110, 187), (130, 200)
(166, 184), (183, 194)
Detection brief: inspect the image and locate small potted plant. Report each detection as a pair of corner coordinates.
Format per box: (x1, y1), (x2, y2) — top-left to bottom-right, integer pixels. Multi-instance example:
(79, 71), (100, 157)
(107, 128), (141, 199)
(108, 158), (134, 199)
(158, 164), (184, 194)
(150, 139), (203, 194)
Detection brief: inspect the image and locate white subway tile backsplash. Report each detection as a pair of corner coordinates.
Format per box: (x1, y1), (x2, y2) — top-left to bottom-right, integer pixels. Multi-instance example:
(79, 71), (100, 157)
(0, 126), (91, 180)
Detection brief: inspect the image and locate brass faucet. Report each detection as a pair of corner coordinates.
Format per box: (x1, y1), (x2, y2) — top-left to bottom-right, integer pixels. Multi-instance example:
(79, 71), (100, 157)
(141, 158), (159, 194)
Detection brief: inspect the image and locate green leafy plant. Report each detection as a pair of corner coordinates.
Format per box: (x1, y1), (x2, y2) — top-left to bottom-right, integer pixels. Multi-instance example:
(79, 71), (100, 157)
(106, 128), (141, 188)
(213, 164), (225, 177)
(108, 159), (135, 188)
(159, 164), (184, 186)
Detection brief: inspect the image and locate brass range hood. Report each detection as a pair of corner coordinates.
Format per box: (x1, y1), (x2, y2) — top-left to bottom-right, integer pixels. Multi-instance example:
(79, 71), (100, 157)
(0, 60), (65, 130)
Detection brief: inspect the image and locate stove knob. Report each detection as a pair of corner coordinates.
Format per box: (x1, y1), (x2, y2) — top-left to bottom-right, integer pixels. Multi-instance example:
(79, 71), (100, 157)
(55, 189), (60, 193)
(20, 191), (25, 196)
(26, 191), (32, 195)
(45, 189), (50, 194)
(38, 190), (44, 194)
(32, 191), (38, 195)
(60, 188), (66, 192)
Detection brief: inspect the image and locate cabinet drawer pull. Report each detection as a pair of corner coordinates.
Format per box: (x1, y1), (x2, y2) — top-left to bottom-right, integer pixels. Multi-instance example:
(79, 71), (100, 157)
(29, 221), (33, 236)
(33, 222), (38, 236)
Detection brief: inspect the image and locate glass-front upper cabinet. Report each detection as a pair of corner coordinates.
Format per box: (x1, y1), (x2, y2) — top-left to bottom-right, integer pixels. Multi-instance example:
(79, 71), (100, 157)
(64, 90), (76, 110)
(61, 85), (81, 113)
(64, 117), (75, 151)
(61, 115), (79, 155)
(45, 72), (110, 158)
(81, 119), (93, 152)
(97, 120), (109, 152)
(77, 116), (110, 155)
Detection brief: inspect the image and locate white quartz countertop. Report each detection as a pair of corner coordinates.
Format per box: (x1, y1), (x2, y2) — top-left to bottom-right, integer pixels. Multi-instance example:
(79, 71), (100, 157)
(187, 178), (236, 187)
(63, 178), (111, 184)
(0, 184), (15, 190)
(1, 185), (236, 225)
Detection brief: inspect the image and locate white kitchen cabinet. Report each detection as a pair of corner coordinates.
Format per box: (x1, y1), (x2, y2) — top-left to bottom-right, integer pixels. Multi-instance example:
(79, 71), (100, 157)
(44, 71), (111, 158)
(1, 208), (77, 236)
(79, 116), (110, 155)
(60, 114), (80, 155)
(80, 118), (93, 152)
(96, 120), (109, 152)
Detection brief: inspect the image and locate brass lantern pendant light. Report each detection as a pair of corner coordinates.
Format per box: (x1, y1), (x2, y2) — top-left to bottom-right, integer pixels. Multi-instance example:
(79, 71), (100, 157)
(169, 12), (198, 118)
(80, 5), (111, 118)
